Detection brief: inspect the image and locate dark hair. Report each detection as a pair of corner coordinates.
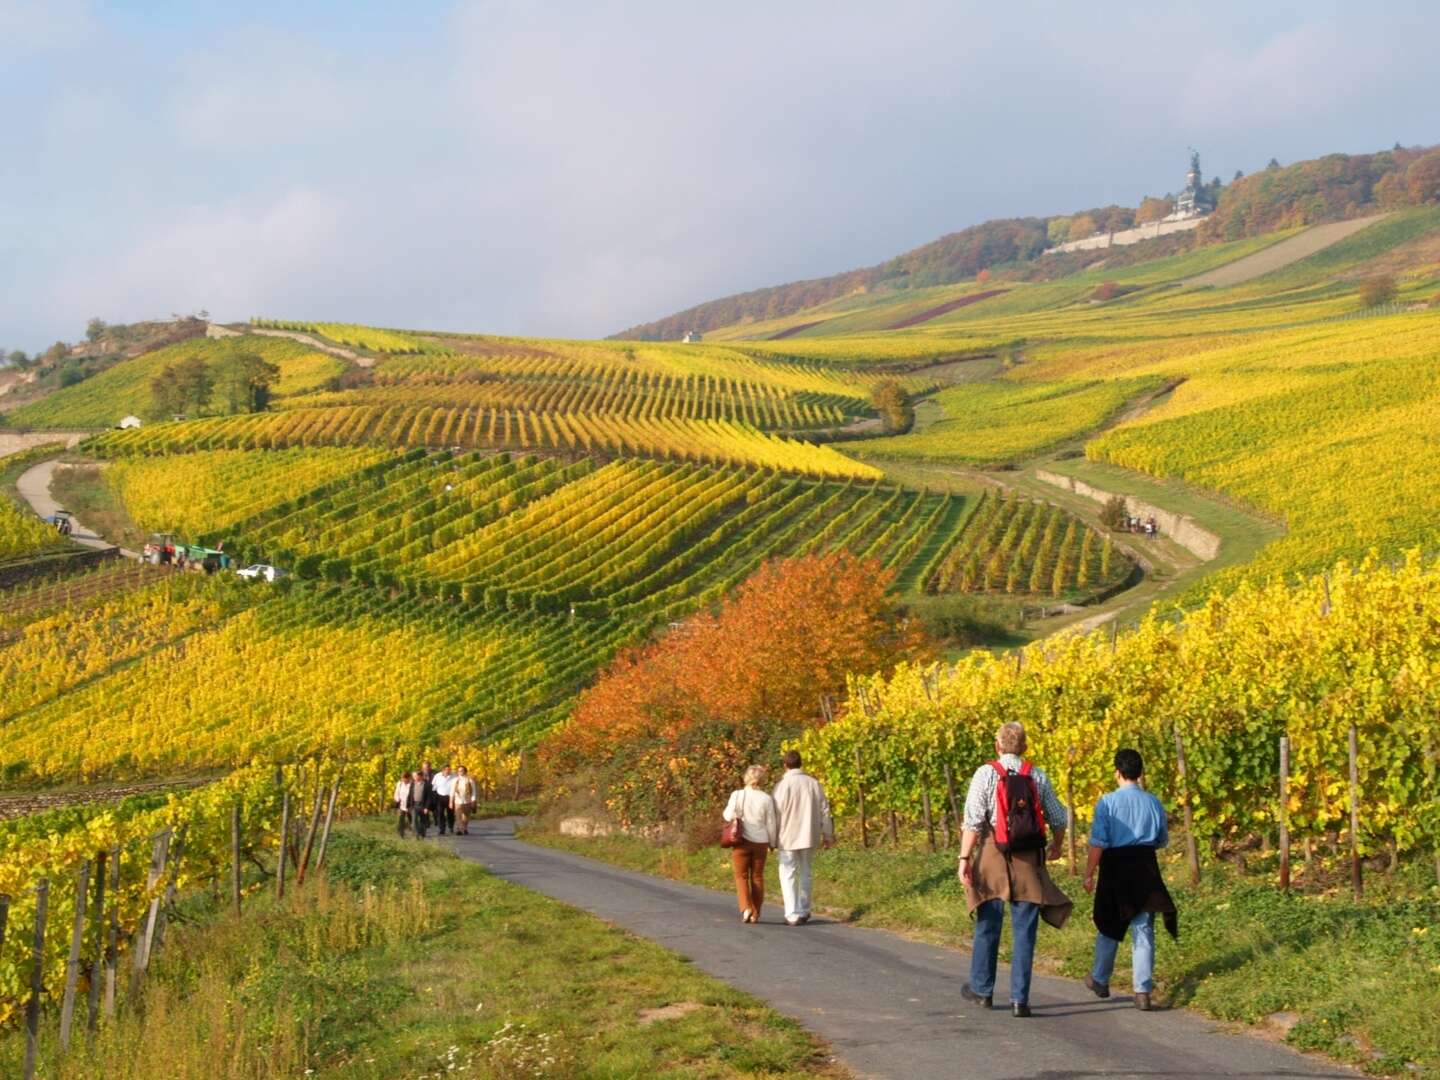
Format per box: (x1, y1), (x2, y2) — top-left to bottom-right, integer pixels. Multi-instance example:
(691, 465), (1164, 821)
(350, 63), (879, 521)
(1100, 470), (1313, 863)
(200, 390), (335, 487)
(1114, 748), (1143, 780)
(782, 750), (802, 770)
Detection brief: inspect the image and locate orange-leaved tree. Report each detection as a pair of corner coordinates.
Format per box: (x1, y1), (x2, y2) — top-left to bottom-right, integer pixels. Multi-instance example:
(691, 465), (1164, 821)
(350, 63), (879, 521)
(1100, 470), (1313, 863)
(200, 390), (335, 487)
(541, 551), (928, 829)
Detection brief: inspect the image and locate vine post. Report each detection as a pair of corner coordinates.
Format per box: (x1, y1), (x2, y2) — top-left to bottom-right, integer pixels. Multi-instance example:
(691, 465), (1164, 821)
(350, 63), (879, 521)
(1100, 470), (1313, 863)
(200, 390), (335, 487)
(1348, 724), (1362, 901)
(276, 791), (291, 900)
(513, 750), (526, 802)
(58, 859), (91, 1050)
(921, 786), (936, 852)
(23, 878), (49, 1080)
(86, 849), (108, 1032)
(853, 744), (869, 848)
(944, 763), (961, 848)
(1065, 746), (1079, 874)
(316, 772), (342, 871)
(1278, 736), (1291, 892)
(131, 829), (172, 994)
(103, 847), (120, 1020)
(231, 800), (243, 915)
(0, 893), (9, 954)
(1172, 727), (1201, 886)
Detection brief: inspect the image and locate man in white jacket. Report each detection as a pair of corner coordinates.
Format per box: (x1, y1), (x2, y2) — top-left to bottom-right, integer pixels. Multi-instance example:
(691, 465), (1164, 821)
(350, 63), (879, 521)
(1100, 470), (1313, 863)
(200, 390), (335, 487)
(772, 750), (835, 926)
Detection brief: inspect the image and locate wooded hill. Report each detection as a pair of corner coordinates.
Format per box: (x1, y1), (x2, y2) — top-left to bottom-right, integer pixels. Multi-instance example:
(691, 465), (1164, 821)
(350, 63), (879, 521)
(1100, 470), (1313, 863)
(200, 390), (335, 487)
(615, 141), (1440, 341)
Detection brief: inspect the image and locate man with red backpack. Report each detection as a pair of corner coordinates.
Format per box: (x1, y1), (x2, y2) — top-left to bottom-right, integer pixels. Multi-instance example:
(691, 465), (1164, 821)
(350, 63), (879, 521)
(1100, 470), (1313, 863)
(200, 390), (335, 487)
(958, 721), (1073, 1017)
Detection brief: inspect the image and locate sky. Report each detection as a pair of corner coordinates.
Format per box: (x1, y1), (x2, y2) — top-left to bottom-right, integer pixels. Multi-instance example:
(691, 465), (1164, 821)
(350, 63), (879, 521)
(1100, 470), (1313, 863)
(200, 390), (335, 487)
(1, 0), (1436, 352)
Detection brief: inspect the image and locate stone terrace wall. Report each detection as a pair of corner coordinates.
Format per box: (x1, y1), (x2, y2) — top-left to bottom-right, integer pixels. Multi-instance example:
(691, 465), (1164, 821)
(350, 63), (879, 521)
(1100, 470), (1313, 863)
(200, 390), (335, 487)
(1036, 469), (1222, 561)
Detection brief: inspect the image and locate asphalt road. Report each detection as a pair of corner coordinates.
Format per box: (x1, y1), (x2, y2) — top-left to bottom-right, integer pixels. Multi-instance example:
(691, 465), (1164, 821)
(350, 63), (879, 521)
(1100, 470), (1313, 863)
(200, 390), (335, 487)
(15, 458), (139, 558)
(454, 819), (1352, 1080)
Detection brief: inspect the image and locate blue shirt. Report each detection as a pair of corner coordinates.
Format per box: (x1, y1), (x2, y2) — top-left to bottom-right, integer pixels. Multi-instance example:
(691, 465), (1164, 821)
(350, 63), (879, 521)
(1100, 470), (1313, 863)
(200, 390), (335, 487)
(1089, 784), (1168, 849)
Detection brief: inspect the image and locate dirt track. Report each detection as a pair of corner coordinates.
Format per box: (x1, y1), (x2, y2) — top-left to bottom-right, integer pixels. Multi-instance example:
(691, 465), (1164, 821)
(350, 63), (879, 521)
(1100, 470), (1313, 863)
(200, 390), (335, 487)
(1183, 214), (1387, 288)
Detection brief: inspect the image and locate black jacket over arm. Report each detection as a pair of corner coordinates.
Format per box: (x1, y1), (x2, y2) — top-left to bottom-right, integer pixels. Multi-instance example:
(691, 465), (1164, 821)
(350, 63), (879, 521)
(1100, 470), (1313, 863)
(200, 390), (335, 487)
(1093, 845), (1178, 942)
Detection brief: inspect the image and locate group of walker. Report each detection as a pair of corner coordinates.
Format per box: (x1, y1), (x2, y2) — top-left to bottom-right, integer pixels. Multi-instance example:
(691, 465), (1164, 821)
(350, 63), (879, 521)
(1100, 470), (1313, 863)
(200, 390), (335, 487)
(725, 723), (1175, 1017)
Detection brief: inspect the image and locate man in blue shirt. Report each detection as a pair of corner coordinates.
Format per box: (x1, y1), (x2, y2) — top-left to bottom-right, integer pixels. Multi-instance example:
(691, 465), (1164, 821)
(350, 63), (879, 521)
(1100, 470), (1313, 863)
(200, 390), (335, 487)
(1082, 748), (1177, 1012)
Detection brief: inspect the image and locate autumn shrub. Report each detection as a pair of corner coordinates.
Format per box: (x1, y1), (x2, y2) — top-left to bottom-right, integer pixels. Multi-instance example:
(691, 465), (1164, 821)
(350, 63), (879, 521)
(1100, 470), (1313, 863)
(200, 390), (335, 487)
(540, 551), (929, 828)
(1358, 274), (1397, 308)
(1091, 281), (1122, 302)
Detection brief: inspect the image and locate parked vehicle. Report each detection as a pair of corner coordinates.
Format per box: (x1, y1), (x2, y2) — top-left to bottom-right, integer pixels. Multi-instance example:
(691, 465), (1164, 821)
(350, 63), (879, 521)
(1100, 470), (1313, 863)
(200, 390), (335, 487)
(236, 564), (286, 582)
(44, 511), (74, 536)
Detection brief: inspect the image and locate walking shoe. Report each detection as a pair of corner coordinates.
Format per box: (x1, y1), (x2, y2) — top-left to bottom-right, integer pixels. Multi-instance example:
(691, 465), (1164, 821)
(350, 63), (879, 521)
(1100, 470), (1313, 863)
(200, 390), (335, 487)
(798, 914), (811, 925)
(785, 917), (801, 926)
(960, 984), (992, 1009)
(1084, 975), (1110, 999)
(1011, 1002), (1032, 1018)
(1134, 992), (1152, 1012)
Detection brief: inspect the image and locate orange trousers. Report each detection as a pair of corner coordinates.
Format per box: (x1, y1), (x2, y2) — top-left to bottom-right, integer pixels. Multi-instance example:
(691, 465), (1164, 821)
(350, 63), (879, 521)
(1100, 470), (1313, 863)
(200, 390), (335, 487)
(731, 840), (769, 917)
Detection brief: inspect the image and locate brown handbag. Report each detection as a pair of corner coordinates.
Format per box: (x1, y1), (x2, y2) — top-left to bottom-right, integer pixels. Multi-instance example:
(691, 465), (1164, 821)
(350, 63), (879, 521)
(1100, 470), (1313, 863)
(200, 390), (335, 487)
(719, 790), (747, 848)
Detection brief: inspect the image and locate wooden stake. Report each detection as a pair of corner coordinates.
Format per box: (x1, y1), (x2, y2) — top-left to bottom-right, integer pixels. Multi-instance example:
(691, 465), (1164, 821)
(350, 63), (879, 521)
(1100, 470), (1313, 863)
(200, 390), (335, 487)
(0, 893), (9, 954)
(103, 847), (119, 1020)
(23, 879), (49, 1080)
(1348, 724), (1362, 901)
(854, 745), (869, 848)
(86, 850), (107, 1032)
(1173, 728), (1201, 886)
(297, 786), (324, 885)
(1278, 736), (1291, 892)
(316, 774), (341, 872)
(1065, 767), (1079, 874)
(58, 860), (90, 1050)
(151, 827), (184, 955)
(131, 829), (171, 995)
(921, 787), (936, 852)
(231, 801), (243, 916)
(513, 749), (526, 802)
(944, 763), (962, 842)
(276, 791), (291, 900)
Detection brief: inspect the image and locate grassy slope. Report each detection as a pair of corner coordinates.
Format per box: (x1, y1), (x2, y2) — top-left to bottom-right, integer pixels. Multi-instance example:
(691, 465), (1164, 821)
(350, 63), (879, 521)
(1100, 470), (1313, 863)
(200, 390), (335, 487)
(8, 335), (348, 430)
(1, 821), (846, 1080)
(525, 827), (1440, 1078)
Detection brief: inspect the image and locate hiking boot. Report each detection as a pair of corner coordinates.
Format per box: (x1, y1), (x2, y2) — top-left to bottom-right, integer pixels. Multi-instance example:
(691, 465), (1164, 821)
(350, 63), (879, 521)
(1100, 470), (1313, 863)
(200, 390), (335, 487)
(960, 984), (992, 1009)
(1084, 975), (1110, 999)
(1011, 1002), (1032, 1018)
(1134, 992), (1152, 1012)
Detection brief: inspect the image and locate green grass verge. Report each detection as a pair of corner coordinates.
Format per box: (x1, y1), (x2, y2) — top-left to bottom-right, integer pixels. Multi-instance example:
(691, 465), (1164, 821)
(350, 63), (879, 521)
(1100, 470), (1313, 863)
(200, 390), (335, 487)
(523, 826), (1440, 1078)
(1, 820), (845, 1079)
(49, 462), (144, 550)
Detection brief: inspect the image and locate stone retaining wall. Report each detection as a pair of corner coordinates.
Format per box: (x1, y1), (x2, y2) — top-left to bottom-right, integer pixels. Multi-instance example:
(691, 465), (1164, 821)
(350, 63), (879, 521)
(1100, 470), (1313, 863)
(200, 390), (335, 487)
(1035, 469), (1221, 561)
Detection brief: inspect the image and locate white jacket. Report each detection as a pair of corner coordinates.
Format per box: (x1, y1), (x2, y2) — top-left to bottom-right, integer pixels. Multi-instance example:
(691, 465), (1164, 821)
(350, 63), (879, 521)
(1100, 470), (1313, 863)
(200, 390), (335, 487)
(772, 769), (834, 850)
(393, 779), (413, 811)
(723, 787), (779, 846)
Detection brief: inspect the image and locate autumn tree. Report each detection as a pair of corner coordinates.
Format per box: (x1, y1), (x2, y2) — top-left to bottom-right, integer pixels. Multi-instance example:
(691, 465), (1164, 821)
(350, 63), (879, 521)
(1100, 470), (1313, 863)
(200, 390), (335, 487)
(215, 350), (280, 413)
(1358, 275), (1397, 309)
(1134, 196), (1173, 224)
(1406, 151), (1440, 204)
(541, 552), (929, 828)
(1069, 213), (1098, 239)
(148, 354), (214, 419)
(871, 378), (914, 434)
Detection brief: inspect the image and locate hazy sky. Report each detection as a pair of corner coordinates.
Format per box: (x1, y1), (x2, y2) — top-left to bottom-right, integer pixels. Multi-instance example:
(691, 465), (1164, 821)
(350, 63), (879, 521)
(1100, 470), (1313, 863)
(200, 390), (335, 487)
(2, 1), (1435, 351)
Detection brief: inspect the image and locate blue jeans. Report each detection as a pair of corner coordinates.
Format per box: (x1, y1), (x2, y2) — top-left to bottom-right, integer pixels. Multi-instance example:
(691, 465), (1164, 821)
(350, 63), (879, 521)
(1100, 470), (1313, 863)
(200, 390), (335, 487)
(1091, 911), (1155, 992)
(969, 899), (1040, 1004)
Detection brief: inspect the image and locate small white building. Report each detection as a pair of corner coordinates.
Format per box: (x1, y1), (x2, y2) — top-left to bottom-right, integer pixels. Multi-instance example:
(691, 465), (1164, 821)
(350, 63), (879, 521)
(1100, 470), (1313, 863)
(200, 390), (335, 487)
(681, 330), (702, 343)
(118, 415), (142, 429)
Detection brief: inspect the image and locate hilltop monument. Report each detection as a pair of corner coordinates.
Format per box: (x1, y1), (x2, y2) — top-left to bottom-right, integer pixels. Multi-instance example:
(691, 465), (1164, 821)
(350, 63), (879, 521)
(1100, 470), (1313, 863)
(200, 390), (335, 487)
(1171, 149), (1207, 219)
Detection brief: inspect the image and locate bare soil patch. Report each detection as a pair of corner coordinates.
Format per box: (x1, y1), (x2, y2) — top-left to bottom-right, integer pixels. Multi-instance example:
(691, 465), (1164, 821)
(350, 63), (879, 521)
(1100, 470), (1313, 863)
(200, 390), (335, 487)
(768, 320), (828, 340)
(1183, 215), (1387, 288)
(885, 288), (1009, 329)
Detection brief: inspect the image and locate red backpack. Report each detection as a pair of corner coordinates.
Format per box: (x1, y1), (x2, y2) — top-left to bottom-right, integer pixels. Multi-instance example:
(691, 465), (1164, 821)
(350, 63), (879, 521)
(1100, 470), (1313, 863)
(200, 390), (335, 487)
(991, 760), (1046, 854)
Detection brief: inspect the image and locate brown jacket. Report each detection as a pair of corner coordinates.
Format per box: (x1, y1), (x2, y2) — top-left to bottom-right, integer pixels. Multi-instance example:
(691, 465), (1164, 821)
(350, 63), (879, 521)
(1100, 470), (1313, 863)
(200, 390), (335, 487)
(964, 833), (1073, 930)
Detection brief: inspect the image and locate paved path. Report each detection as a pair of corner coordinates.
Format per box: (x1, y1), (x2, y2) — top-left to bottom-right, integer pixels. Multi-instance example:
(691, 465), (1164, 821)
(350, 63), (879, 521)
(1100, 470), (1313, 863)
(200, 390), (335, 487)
(455, 819), (1351, 1080)
(15, 458), (140, 558)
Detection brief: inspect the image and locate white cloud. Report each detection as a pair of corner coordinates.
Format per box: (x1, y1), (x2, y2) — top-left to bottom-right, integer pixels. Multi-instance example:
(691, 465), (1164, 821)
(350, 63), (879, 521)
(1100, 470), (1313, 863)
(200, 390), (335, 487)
(0, 0), (95, 54)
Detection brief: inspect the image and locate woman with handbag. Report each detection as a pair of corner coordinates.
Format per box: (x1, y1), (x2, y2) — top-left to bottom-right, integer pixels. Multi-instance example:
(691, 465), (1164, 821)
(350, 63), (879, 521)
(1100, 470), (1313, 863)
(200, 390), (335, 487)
(393, 771), (414, 838)
(722, 765), (780, 924)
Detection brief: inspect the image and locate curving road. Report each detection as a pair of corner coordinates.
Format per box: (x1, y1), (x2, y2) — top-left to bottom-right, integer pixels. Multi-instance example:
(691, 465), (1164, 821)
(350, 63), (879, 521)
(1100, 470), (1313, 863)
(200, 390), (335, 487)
(15, 458), (140, 558)
(454, 819), (1352, 1080)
